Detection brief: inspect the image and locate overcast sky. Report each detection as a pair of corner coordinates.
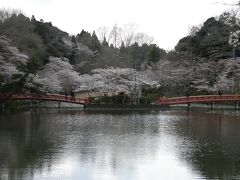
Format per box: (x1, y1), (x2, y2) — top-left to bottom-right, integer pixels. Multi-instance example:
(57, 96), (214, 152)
(0, 0), (235, 50)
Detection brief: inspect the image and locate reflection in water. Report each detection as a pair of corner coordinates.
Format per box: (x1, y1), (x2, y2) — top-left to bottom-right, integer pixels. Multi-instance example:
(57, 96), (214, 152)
(171, 111), (240, 180)
(0, 109), (240, 179)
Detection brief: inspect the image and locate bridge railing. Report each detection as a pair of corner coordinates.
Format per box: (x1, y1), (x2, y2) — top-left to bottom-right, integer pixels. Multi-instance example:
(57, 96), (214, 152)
(158, 95), (240, 105)
(0, 93), (91, 104)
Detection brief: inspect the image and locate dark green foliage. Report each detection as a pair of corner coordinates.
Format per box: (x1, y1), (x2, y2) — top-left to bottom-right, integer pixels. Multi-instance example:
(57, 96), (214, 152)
(129, 42), (141, 68)
(94, 45), (121, 68)
(0, 14), (47, 68)
(76, 30), (92, 47)
(0, 73), (26, 93)
(33, 20), (71, 58)
(81, 41), (167, 72)
(90, 31), (101, 51)
(80, 39), (166, 71)
(0, 13), (174, 77)
(76, 30), (101, 52)
(31, 15), (36, 22)
(69, 36), (78, 64)
(121, 43), (166, 67)
(148, 44), (166, 62)
(175, 17), (237, 59)
(92, 93), (162, 104)
(119, 42), (126, 55)
(143, 88), (164, 99)
(165, 50), (179, 61)
(71, 35), (77, 44)
(91, 95), (131, 104)
(139, 44), (148, 64)
(102, 37), (109, 47)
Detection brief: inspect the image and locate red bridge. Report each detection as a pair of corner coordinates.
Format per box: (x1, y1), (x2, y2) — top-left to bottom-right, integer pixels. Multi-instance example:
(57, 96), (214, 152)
(158, 95), (240, 105)
(1, 94), (240, 108)
(0, 93), (90, 105)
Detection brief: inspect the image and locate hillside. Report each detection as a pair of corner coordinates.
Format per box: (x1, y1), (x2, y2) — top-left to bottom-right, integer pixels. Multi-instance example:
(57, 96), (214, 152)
(1, 10), (240, 97)
(175, 12), (240, 60)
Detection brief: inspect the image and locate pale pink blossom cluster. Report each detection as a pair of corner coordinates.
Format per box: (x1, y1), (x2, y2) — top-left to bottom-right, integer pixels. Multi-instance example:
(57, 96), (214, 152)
(0, 36), (28, 84)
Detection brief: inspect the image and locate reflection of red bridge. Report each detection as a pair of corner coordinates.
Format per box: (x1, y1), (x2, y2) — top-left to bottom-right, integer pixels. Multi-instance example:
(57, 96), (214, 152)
(158, 95), (240, 106)
(0, 93), (90, 105)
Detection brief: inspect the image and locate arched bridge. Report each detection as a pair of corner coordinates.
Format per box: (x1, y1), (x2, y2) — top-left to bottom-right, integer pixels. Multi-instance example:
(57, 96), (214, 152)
(158, 95), (240, 105)
(1, 94), (240, 108)
(0, 93), (90, 105)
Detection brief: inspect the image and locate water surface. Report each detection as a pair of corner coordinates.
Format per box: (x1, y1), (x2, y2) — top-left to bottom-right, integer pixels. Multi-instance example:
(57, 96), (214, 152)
(0, 109), (240, 180)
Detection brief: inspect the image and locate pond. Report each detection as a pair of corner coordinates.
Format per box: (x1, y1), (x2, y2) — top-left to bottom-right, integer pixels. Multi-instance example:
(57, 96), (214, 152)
(0, 109), (240, 179)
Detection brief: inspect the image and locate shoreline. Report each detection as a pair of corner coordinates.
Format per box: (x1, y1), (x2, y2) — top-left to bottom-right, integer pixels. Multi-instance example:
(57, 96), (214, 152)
(1, 101), (240, 112)
(83, 104), (168, 110)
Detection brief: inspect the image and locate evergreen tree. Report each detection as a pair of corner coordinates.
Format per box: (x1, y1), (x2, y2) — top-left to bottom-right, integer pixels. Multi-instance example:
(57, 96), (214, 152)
(110, 44), (114, 48)
(71, 35), (77, 44)
(140, 43), (149, 63)
(31, 15), (36, 22)
(76, 29), (92, 46)
(120, 41), (126, 54)
(148, 44), (161, 62)
(119, 41), (127, 63)
(69, 36), (78, 65)
(129, 42), (141, 69)
(90, 31), (101, 51)
(102, 37), (109, 47)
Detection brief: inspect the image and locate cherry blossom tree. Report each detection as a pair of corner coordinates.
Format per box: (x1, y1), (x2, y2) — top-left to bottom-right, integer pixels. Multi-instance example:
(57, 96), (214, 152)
(229, 30), (240, 59)
(0, 36), (28, 88)
(32, 57), (80, 93)
(214, 58), (240, 93)
(77, 67), (160, 97)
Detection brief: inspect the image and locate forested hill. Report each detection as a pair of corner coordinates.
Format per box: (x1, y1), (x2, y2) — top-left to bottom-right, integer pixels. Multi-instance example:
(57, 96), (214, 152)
(175, 12), (240, 60)
(1, 9), (240, 95)
(0, 13), (167, 74)
(1, 11), (239, 71)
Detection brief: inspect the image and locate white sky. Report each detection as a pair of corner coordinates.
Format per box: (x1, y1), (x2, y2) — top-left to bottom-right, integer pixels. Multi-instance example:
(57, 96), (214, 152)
(0, 0), (235, 50)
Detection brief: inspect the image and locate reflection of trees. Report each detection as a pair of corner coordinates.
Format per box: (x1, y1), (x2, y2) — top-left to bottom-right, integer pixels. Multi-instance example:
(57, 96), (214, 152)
(0, 110), (161, 179)
(2, 109), (240, 179)
(0, 110), (68, 179)
(169, 111), (240, 179)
